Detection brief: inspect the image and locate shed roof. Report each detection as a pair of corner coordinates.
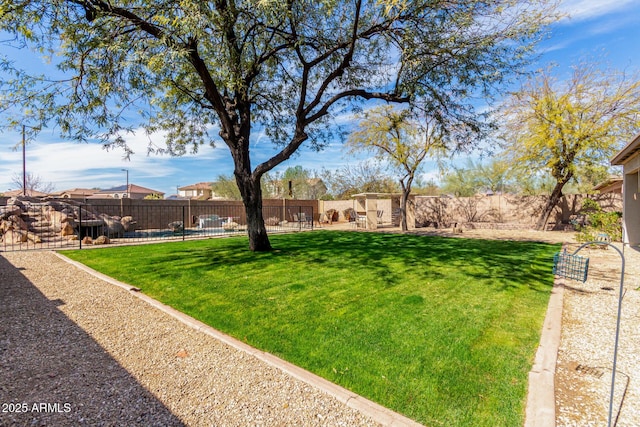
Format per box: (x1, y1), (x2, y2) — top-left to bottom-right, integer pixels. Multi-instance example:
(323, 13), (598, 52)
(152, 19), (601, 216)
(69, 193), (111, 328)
(612, 133), (640, 165)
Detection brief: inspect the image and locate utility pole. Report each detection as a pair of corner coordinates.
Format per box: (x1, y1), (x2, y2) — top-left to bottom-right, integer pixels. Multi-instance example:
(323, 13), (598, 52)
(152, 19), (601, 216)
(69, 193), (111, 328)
(121, 169), (129, 197)
(21, 124), (40, 196)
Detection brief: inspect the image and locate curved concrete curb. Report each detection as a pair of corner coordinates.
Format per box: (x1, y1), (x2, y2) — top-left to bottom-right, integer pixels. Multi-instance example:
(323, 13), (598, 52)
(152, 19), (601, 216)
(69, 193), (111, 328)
(524, 274), (565, 427)
(54, 252), (422, 427)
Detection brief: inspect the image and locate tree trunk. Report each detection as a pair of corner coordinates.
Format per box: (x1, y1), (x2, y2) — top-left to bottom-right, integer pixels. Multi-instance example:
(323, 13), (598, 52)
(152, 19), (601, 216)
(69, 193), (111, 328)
(535, 180), (567, 231)
(399, 176), (413, 232)
(399, 191), (409, 231)
(236, 171), (272, 252)
(244, 195), (271, 252)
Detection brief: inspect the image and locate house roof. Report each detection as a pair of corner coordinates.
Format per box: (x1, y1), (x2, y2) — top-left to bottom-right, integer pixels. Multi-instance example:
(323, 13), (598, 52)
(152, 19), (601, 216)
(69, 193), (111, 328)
(97, 184), (164, 195)
(612, 133), (640, 165)
(178, 182), (213, 191)
(51, 188), (100, 197)
(2, 189), (49, 197)
(593, 176), (623, 193)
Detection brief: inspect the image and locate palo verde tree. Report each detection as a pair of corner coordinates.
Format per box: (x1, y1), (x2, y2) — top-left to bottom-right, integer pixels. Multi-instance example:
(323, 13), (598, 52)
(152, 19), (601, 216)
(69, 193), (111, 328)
(500, 63), (640, 230)
(0, 0), (557, 251)
(348, 105), (450, 231)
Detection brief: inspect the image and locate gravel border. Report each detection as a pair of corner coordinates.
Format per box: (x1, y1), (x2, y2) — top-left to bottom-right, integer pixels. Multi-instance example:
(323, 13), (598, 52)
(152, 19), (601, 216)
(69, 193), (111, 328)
(554, 244), (640, 427)
(0, 250), (418, 426)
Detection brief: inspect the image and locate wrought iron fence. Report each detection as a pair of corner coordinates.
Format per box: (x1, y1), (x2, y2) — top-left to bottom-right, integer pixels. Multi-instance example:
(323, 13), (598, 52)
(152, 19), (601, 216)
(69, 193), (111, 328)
(1, 200), (314, 252)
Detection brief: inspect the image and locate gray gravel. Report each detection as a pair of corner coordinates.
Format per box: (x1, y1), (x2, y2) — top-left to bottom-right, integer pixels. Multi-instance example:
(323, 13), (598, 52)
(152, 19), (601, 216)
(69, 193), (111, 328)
(0, 251), (382, 427)
(555, 245), (640, 427)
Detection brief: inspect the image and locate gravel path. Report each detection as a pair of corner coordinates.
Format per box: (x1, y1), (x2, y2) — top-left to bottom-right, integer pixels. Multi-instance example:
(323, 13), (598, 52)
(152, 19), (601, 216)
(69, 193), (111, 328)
(0, 251), (384, 427)
(555, 244), (640, 427)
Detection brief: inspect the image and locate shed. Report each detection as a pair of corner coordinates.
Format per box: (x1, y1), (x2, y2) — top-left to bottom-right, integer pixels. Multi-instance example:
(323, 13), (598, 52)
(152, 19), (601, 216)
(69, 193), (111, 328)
(351, 193), (416, 230)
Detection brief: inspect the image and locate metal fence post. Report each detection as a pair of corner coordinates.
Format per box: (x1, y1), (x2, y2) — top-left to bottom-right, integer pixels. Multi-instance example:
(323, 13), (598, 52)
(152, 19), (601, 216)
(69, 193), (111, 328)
(182, 205), (186, 241)
(79, 205), (82, 249)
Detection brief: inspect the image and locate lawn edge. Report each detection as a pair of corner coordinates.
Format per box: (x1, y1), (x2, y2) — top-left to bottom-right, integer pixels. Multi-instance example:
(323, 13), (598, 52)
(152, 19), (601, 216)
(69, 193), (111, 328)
(524, 268), (564, 427)
(54, 250), (423, 427)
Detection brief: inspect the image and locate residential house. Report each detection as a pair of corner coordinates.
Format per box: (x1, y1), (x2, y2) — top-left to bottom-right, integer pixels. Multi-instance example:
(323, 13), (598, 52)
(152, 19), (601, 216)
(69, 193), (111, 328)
(89, 184), (164, 200)
(178, 182), (215, 200)
(612, 134), (640, 246)
(51, 188), (101, 199)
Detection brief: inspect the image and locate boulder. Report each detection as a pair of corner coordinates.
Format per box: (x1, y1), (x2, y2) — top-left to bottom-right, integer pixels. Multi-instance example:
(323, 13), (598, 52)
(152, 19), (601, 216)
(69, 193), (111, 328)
(168, 221), (184, 232)
(25, 232), (42, 244)
(82, 236), (93, 245)
(8, 215), (28, 231)
(265, 217), (280, 226)
(60, 222), (76, 237)
(46, 210), (70, 231)
(222, 221), (239, 231)
(121, 216), (137, 231)
(0, 205), (22, 219)
(0, 220), (12, 233)
(100, 214), (124, 238)
(93, 235), (110, 245)
(2, 230), (27, 244)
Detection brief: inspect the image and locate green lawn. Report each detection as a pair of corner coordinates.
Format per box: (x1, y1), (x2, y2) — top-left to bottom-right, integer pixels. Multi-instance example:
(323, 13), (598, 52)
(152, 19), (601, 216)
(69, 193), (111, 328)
(62, 231), (558, 426)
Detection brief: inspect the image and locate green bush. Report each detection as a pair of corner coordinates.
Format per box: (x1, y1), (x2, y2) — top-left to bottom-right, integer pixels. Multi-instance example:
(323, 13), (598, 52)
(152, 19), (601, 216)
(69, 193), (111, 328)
(575, 198), (622, 242)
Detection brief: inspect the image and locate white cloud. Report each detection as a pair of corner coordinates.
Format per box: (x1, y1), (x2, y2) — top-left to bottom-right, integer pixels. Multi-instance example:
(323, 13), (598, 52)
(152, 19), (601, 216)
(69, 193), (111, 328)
(0, 127), (227, 194)
(559, 0), (638, 22)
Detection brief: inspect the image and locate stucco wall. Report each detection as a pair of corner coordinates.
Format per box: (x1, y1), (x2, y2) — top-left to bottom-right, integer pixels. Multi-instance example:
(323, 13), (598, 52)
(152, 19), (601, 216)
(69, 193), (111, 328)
(325, 194), (622, 230)
(622, 165), (640, 245)
(414, 194), (622, 229)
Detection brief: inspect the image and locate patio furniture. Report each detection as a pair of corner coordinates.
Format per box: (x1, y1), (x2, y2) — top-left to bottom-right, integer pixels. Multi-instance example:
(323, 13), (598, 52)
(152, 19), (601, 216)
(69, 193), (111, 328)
(197, 214), (224, 228)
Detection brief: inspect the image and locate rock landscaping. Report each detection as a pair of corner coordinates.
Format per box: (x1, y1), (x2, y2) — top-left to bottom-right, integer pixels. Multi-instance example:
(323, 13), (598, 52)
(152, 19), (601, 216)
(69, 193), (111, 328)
(0, 196), (136, 247)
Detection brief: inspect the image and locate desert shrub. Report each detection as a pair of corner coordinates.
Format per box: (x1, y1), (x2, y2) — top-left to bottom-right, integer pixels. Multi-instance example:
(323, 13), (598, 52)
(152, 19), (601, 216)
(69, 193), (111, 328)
(575, 198), (622, 242)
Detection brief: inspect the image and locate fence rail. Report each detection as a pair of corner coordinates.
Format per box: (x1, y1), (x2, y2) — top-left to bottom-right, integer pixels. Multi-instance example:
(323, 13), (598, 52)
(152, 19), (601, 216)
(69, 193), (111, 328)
(1, 200), (315, 252)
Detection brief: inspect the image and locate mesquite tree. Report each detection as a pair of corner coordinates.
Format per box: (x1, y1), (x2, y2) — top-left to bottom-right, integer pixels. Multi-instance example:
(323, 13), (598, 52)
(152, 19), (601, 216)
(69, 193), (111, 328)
(0, 0), (557, 250)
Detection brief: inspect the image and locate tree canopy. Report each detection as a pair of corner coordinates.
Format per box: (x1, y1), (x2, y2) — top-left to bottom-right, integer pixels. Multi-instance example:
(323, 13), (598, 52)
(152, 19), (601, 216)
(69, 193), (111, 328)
(0, 0), (558, 250)
(500, 63), (640, 229)
(347, 105), (447, 230)
(322, 161), (400, 199)
(441, 159), (515, 196)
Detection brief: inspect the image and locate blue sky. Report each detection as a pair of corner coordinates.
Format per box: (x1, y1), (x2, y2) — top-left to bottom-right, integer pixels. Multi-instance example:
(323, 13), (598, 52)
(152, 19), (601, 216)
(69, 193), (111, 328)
(2, 0), (640, 197)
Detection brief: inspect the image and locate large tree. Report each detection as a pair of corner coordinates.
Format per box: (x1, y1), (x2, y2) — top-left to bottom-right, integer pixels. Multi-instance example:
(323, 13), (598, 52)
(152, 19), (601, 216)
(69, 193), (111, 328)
(0, 0), (557, 250)
(347, 105), (448, 230)
(500, 63), (640, 230)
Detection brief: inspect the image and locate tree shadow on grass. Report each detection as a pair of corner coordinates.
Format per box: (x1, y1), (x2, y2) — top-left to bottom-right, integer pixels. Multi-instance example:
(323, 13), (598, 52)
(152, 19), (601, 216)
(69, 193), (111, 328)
(0, 256), (184, 427)
(270, 231), (558, 293)
(102, 230), (558, 295)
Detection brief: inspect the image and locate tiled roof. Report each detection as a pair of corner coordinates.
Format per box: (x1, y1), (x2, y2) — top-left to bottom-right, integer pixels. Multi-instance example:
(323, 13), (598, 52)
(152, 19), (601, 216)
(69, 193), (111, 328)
(178, 182), (213, 191)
